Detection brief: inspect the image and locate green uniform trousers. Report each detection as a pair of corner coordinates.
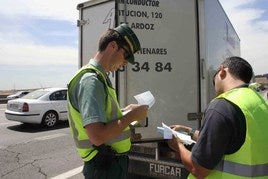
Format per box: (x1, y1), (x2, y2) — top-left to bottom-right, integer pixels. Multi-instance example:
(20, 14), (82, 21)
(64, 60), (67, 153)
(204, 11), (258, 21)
(82, 155), (129, 179)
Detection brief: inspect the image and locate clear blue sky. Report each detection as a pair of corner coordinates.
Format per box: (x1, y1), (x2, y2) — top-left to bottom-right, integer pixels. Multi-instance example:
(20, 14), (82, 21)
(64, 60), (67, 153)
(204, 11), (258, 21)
(0, 0), (267, 90)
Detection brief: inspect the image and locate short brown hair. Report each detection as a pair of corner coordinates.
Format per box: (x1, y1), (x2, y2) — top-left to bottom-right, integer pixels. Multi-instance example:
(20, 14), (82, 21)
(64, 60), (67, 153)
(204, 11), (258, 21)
(98, 29), (128, 52)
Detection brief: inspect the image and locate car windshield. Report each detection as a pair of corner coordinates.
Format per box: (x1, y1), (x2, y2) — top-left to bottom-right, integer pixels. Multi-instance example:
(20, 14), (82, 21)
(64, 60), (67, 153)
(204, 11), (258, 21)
(14, 91), (23, 95)
(22, 90), (48, 99)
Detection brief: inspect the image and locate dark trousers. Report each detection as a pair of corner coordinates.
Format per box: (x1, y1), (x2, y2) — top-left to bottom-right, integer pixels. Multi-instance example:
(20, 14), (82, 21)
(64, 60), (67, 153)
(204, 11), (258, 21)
(83, 155), (129, 179)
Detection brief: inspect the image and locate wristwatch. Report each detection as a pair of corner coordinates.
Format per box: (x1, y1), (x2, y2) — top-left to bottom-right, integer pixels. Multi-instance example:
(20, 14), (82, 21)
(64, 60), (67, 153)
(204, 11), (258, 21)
(189, 128), (196, 139)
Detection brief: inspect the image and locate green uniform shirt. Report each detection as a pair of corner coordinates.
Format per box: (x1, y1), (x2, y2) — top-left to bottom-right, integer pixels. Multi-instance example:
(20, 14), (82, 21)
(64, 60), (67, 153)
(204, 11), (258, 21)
(69, 59), (108, 127)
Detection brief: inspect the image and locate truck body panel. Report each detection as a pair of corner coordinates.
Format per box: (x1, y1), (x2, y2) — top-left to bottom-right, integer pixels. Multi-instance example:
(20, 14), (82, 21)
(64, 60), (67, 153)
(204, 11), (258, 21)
(117, 0), (200, 138)
(77, 0), (240, 178)
(201, 0), (240, 103)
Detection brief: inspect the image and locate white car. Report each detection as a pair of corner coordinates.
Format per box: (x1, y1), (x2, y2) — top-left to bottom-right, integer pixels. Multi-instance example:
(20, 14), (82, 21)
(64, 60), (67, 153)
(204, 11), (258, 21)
(7, 91), (30, 100)
(5, 88), (68, 127)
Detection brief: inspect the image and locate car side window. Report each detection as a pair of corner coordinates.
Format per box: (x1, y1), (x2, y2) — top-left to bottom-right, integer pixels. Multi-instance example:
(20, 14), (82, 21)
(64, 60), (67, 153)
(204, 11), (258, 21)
(61, 90), (67, 100)
(49, 90), (67, 101)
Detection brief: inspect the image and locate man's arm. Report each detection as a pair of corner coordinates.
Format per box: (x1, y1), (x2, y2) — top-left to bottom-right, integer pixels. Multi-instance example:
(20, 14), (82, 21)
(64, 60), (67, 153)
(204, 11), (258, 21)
(77, 74), (148, 146)
(168, 136), (210, 179)
(85, 104), (148, 146)
(178, 143), (210, 178)
(168, 99), (242, 178)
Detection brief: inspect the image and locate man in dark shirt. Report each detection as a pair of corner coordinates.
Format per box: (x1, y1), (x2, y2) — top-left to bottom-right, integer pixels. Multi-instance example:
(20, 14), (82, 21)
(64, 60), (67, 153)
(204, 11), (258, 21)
(191, 94), (246, 169)
(167, 56), (268, 178)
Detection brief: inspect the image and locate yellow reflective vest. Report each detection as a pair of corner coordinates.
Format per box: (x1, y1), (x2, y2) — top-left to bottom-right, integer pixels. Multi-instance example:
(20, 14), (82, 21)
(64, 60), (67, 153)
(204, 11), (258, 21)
(67, 64), (131, 162)
(189, 87), (268, 178)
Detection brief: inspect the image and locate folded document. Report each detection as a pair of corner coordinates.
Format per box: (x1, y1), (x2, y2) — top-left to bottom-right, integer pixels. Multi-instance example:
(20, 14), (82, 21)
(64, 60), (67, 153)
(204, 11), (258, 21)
(157, 123), (196, 145)
(134, 91), (155, 109)
(130, 91), (155, 126)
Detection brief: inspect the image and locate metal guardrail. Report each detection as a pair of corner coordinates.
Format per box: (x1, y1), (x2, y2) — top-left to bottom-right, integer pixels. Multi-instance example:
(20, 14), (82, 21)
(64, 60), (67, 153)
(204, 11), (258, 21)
(0, 100), (7, 104)
(0, 95), (8, 104)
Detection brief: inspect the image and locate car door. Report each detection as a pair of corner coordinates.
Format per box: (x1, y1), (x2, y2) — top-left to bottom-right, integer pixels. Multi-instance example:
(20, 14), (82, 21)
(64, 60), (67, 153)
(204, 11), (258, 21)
(49, 90), (68, 120)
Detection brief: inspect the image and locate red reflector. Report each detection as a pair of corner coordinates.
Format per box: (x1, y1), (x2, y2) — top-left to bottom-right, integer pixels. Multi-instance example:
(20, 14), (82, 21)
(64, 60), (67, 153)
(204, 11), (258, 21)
(22, 103), (29, 112)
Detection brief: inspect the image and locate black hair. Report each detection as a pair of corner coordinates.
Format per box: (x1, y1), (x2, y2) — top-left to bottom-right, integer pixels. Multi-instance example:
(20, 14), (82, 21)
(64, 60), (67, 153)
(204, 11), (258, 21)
(98, 29), (128, 52)
(221, 56), (253, 83)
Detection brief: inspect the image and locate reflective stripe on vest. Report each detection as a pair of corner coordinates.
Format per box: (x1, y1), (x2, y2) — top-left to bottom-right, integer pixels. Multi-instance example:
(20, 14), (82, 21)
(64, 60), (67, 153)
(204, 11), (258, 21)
(67, 64), (131, 161)
(215, 160), (268, 177)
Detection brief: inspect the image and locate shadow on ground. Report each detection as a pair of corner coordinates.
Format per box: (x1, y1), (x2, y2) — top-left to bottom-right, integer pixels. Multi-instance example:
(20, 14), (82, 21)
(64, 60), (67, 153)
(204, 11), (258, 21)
(7, 121), (69, 133)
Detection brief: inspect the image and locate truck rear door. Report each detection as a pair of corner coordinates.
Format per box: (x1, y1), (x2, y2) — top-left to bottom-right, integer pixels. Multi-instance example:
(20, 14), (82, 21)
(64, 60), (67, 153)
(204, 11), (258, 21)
(117, 0), (200, 139)
(78, 0), (116, 76)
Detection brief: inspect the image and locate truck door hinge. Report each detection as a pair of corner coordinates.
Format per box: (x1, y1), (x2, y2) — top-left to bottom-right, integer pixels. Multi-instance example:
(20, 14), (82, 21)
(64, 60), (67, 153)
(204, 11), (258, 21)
(187, 112), (203, 121)
(77, 19), (89, 27)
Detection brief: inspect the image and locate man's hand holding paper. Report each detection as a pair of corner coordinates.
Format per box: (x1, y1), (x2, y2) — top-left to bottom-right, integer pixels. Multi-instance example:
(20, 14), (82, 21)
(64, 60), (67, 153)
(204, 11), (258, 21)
(123, 91), (155, 126)
(122, 104), (149, 121)
(157, 123), (196, 145)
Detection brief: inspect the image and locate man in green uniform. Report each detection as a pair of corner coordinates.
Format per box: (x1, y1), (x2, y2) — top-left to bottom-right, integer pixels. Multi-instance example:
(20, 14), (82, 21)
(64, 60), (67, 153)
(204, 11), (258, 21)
(68, 23), (149, 179)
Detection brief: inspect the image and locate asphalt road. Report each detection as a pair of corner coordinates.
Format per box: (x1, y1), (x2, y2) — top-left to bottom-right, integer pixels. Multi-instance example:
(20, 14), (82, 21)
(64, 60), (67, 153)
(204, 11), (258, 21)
(0, 104), (152, 179)
(0, 104), (84, 179)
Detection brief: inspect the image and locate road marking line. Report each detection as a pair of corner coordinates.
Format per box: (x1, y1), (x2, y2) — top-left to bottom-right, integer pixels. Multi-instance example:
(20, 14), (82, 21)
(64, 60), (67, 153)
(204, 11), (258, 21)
(34, 133), (67, 141)
(0, 122), (20, 125)
(50, 166), (83, 179)
(18, 133), (68, 145)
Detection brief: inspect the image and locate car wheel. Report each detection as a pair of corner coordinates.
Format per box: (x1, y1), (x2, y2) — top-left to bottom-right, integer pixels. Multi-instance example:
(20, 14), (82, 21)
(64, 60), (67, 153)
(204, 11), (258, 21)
(42, 111), (58, 127)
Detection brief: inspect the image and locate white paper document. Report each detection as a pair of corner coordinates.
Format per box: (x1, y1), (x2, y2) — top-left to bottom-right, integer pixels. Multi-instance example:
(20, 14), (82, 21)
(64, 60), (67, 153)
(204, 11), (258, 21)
(123, 91), (154, 126)
(134, 91), (155, 109)
(157, 122), (196, 145)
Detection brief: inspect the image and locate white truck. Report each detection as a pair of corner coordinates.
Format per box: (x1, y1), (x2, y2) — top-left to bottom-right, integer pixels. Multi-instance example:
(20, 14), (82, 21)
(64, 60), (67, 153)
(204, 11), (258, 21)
(77, 0), (240, 178)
